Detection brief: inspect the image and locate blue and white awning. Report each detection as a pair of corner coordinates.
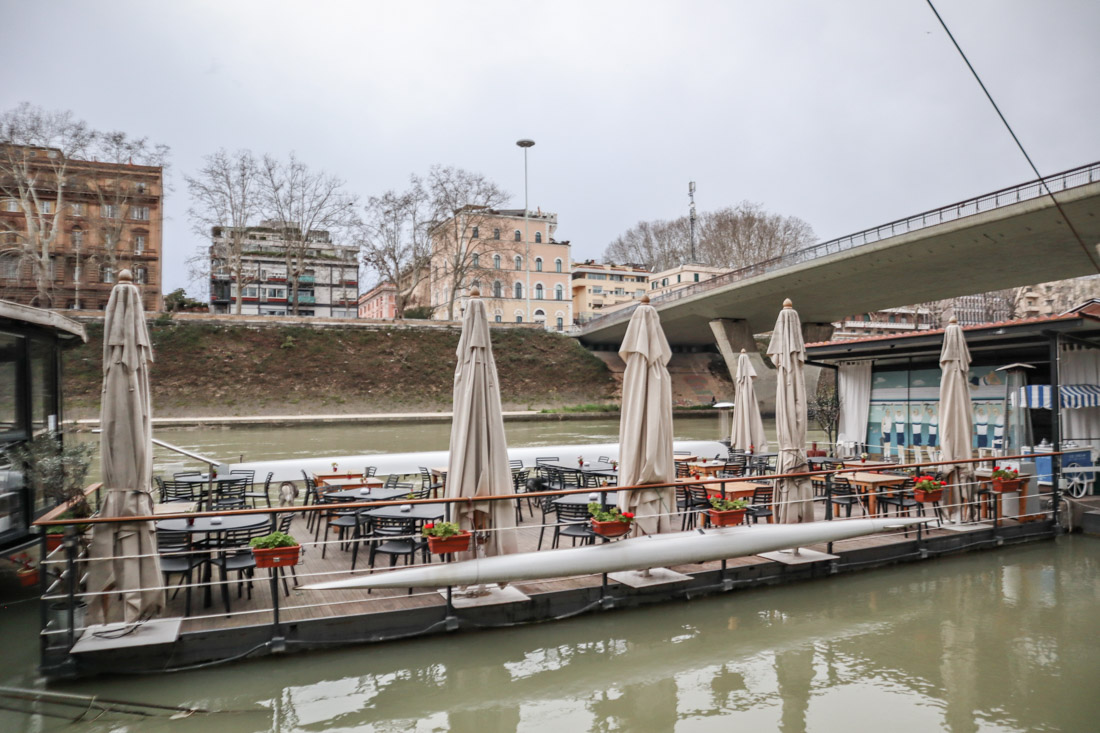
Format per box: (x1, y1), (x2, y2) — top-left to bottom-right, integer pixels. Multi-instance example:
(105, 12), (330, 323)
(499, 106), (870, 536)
(1017, 384), (1100, 409)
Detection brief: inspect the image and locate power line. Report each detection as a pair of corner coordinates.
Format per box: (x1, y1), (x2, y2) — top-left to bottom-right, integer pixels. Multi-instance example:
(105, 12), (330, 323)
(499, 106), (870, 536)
(925, 0), (1100, 274)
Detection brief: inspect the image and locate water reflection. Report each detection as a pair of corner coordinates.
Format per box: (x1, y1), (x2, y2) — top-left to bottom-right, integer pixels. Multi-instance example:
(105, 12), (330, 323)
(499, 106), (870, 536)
(6, 535), (1098, 732)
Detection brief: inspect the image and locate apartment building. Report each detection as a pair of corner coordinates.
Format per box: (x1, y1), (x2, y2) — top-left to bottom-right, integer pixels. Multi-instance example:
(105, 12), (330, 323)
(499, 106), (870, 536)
(832, 307), (936, 340)
(428, 207), (572, 330)
(358, 282), (397, 320)
(571, 261), (650, 324)
(0, 144), (164, 311)
(209, 221), (358, 317)
(647, 263), (728, 298)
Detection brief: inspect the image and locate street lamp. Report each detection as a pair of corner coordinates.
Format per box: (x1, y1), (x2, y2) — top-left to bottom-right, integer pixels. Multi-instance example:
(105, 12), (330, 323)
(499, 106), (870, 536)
(516, 139), (534, 323)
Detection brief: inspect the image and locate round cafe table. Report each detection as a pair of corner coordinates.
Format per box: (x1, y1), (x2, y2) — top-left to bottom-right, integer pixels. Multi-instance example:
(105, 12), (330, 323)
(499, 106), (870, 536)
(156, 514), (273, 608)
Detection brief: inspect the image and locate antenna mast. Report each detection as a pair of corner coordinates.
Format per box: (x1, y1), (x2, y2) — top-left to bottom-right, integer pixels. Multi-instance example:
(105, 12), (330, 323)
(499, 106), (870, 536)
(688, 181), (697, 263)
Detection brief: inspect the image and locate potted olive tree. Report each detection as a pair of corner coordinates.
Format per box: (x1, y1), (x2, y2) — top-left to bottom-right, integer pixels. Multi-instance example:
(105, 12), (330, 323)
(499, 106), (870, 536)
(5, 433), (94, 551)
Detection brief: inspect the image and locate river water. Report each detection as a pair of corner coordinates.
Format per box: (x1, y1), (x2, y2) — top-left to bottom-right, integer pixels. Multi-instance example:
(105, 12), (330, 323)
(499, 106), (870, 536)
(3, 419), (1098, 731)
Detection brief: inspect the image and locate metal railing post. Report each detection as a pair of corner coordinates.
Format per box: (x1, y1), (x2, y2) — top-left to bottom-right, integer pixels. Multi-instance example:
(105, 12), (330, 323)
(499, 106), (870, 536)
(64, 526), (77, 651)
(824, 473), (833, 521)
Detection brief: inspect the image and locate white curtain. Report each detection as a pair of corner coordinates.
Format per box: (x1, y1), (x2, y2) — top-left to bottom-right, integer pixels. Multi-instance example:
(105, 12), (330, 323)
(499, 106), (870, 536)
(1061, 343), (1100, 451)
(837, 361), (872, 451)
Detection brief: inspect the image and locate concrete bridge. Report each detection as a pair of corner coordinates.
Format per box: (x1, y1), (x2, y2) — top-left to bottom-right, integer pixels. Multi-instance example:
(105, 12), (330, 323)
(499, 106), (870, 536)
(578, 161), (1100, 402)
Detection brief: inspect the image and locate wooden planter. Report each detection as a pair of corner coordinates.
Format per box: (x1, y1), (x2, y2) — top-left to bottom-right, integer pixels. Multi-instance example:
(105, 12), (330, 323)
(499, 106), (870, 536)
(427, 531), (471, 554)
(252, 545), (301, 568)
(17, 567), (39, 587)
(591, 520), (632, 538)
(914, 488), (943, 503)
(991, 478), (1023, 493)
(708, 508), (747, 527)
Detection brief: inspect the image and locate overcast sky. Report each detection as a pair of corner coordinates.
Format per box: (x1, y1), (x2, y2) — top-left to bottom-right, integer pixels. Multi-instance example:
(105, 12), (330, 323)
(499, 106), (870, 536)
(4, 0), (1098, 296)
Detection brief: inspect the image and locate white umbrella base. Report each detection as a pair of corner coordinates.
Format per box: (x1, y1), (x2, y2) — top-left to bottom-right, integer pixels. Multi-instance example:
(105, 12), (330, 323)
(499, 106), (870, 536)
(758, 549), (840, 565)
(608, 567), (691, 588)
(438, 586), (531, 608)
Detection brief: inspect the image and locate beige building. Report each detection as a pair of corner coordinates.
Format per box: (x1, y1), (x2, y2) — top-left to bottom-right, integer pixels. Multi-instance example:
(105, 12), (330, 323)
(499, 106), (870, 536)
(571, 261), (650, 325)
(428, 207), (572, 330)
(358, 282), (397, 320)
(647, 263), (728, 298)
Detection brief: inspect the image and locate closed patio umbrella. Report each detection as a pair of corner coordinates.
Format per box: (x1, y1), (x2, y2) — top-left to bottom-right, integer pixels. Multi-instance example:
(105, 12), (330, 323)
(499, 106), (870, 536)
(617, 297), (675, 537)
(87, 270), (164, 625)
(732, 348), (768, 453)
(938, 317), (974, 523)
(768, 299), (814, 524)
(445, 291), (517, 560)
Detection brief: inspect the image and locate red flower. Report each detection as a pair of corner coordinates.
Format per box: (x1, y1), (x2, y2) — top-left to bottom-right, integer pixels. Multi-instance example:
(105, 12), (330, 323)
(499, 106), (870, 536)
(994, 466), (1000, 472)
(424, 523), (435, 529)
(940, 481), (946, 485)
(622, 512), (635, 519)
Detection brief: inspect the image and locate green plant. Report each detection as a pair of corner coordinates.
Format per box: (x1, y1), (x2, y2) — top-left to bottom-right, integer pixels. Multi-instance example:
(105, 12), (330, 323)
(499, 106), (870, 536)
(588, 503), (634, 523)
(4, 433), (94, 518)
(249, 531), (299, 549)
(403, 306), (434, 320)
(709, 496), (749, 511)
(422, 521), (463, 538)
(914, 475), (946, 492)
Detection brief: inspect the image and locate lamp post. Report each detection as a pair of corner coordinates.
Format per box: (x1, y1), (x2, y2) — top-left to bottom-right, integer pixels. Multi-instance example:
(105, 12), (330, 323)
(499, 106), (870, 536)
(516, 139), (534, 323)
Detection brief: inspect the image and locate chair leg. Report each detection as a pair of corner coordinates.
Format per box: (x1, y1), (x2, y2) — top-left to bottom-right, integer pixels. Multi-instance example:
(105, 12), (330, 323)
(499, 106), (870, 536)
(321, 522), (331, 559)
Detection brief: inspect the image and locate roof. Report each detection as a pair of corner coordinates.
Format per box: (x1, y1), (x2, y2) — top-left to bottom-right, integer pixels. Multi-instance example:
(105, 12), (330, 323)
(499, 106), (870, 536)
(0, 300), (87, 341)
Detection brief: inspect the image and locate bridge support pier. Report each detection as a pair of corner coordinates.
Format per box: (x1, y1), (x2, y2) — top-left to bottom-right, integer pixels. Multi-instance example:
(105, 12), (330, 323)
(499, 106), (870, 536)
(801, 322), (835, 344)
(709, 319), (776, 415)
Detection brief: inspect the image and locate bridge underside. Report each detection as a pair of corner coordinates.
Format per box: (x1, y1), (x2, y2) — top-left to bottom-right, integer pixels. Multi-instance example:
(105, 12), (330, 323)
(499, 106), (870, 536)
(580, 182), (1100, 348)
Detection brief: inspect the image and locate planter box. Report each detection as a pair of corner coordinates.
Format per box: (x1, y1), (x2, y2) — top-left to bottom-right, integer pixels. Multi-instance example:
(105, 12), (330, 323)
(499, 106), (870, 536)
(17, 568), (39, 587)
(46, 534), (64, 552)
(708, 508), (747, 527)
(252, 545), (301, 568)
(427, 531), (471, 554)
(914, 488), (943, 503)
(591, 519), (632, 538)
(991, 478), (1023, 493)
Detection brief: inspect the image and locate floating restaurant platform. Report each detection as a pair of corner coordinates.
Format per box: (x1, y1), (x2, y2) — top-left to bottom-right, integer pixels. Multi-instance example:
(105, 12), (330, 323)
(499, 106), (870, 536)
(38, 502), (1056, 680)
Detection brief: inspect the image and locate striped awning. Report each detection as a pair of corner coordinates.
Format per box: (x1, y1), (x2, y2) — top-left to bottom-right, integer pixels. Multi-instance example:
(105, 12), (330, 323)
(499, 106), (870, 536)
(1017, 384), (1100, 409)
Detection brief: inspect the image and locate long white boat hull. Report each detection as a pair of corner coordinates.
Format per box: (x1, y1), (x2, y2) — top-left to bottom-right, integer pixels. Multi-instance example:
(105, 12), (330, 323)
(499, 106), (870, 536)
(228, 440), (727, 483)
(303, 517), (929, 590)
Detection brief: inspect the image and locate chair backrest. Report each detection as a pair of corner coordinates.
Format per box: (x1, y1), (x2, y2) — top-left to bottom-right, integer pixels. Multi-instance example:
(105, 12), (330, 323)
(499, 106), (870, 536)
(536, 457), (559, 465)
(509, 459), (524, 471)
(556, 503), (592, 522)
(716, 469), (740, 479)
(687, 485), (709, 503)
(384, 474), (399, 489)
(406, 487), (432, 500)
(371, 516), (417, 537)
(161, 480), (199, 502)
(230, 469), (255, 482)
(156, 528), (190, 553)
(751, 485), (774, 504)
(364, 466), (378, 477)
(276, 513), (293, 534)
(673, 450), (691, 456)
(597, 456), (611, 464)
(174, 471), (201, 479)
(220, 523), (273, 550)
(418, 467), (435, 489)
(720, 463), (743, 477)
(831, 476), (853, 495)
(154, 475), (166, 501)
(263, 472), (274, 491)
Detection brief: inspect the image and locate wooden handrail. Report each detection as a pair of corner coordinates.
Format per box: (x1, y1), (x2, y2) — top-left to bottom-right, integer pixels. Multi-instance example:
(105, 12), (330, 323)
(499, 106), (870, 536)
(32, 452), (1064, 528)
(34, 482), (102, 524)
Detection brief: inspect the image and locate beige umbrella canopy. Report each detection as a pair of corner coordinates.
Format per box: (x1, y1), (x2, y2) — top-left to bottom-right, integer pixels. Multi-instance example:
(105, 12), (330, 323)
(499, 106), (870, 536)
(445, 292), (517, 559)
(732, 349), (768, 453)
(768, 299), (815, 524)
(617, 298), (675, 536)
(938, 317), (974, 523)
(87, 270), (164, 625)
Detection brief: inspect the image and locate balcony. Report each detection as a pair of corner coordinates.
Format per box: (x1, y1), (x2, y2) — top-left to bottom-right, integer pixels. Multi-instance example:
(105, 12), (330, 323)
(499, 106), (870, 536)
(298, 275), (315, 285)
(295, 294), (316, 305)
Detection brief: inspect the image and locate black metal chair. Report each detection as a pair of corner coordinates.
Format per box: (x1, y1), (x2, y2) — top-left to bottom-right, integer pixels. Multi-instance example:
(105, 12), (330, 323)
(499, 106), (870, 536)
(512, 468), (531, 522)
(384, 474), (400, 489)
(245, 471), (274, 508)
(552, 503), (597, 548)
(366, 516), (427, 570)
(271, 513), (299, 595)
(676, 462), (691, 479)
(747, 485), (775, 524)
(536, 493), (560, 551)
(364, 466), (378, 477)
(681, 484), (710, 529)
(211, 523), (271, 614)
(418, 467), (444, 498)
(157, 529), (203, 617)
(161, 480), (200, 504)
(828, 477), (865, 518)
(211, 477), (249, 511)
(314, 493), (366, 559)
(301, 471), (321, 531)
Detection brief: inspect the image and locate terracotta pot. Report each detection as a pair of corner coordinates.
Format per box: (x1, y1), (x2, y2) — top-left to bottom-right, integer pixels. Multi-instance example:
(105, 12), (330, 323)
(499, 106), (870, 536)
(708, 508), (747, 527)
(591, 519), (632, 538)
(914, 488), (943, 503)
(17, 567), (39, 587)
(252, 545), (301, 568)
(45, 534), (64, 552)
(427, 531), (471, 554)
(992, 478), (1023, 493)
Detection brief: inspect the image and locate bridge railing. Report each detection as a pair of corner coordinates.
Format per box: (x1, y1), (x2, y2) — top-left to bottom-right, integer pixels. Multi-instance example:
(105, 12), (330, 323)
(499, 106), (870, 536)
(580, 160), (1100, 335)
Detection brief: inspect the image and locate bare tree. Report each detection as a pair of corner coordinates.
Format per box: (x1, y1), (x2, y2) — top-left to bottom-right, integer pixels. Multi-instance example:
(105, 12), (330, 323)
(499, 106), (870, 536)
(425, 165), (511, 321)
(603, 201), (815, 273)
(259, 153), (358, 315)
(357, 176), (431, 318)
(185, 149), (262, 314)
(0, 103), (94, 306)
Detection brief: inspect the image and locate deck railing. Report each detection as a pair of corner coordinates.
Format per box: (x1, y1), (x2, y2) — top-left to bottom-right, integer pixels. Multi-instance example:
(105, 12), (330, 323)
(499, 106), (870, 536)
(580, 160), (1100, 335)
(30, 451), (1063, 674)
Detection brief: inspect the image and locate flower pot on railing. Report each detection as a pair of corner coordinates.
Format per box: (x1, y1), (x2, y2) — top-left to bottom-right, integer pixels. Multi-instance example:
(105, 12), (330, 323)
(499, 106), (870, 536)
(708, 508), (747, 527)
(991, 478), (1023, 493)
(252, 545), (301, 568)
(591, 519), (632, 538)
(914, 488), (943, 503)
(17, 567), (39, 587)
(427, 531), (471, 555)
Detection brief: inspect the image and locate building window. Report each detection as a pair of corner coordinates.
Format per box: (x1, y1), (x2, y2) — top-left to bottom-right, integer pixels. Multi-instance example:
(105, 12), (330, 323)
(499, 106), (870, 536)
(677, 274), (681, 283)
(102, 265), (115, 284)
(1, 258), (19, 279)
(556, 317), (563, 331)
(555, 258), (562, 273)
(514, 230), (521, 242)
(134, 234), (146, 254)
(514, 255), (522, 270)
(535, 257), (543, 272)
(134, 267), (147, 284)
(493, 254), (501, 269)
(472, 226), (479, 239)
(662, 278), (668, 286)
(535, 232), (542, 243)
(694, 273), (699, 282)
(495, 314), (502, 323)
(535, 284), (544, 299)
(515, 315), (523, 323)
(555, 284), (563, 300)
(71, 228), (83, 247)
(493, 281), (502, 298)
(493, 228), (500, 240)
(69, 203), (84, 216)
(472, 253), (479, 268)
(130, 206), (150, 221)
(102, 204), (119, 218)
(514, 282), (523, 299)
(534, 309), (545, 322)
(3, 199), (19, 213)
(39, 201), (53, 214)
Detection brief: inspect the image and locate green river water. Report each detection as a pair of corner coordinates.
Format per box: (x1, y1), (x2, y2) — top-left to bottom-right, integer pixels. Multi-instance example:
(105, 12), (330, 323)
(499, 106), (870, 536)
(1, 419), (1097, 732)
